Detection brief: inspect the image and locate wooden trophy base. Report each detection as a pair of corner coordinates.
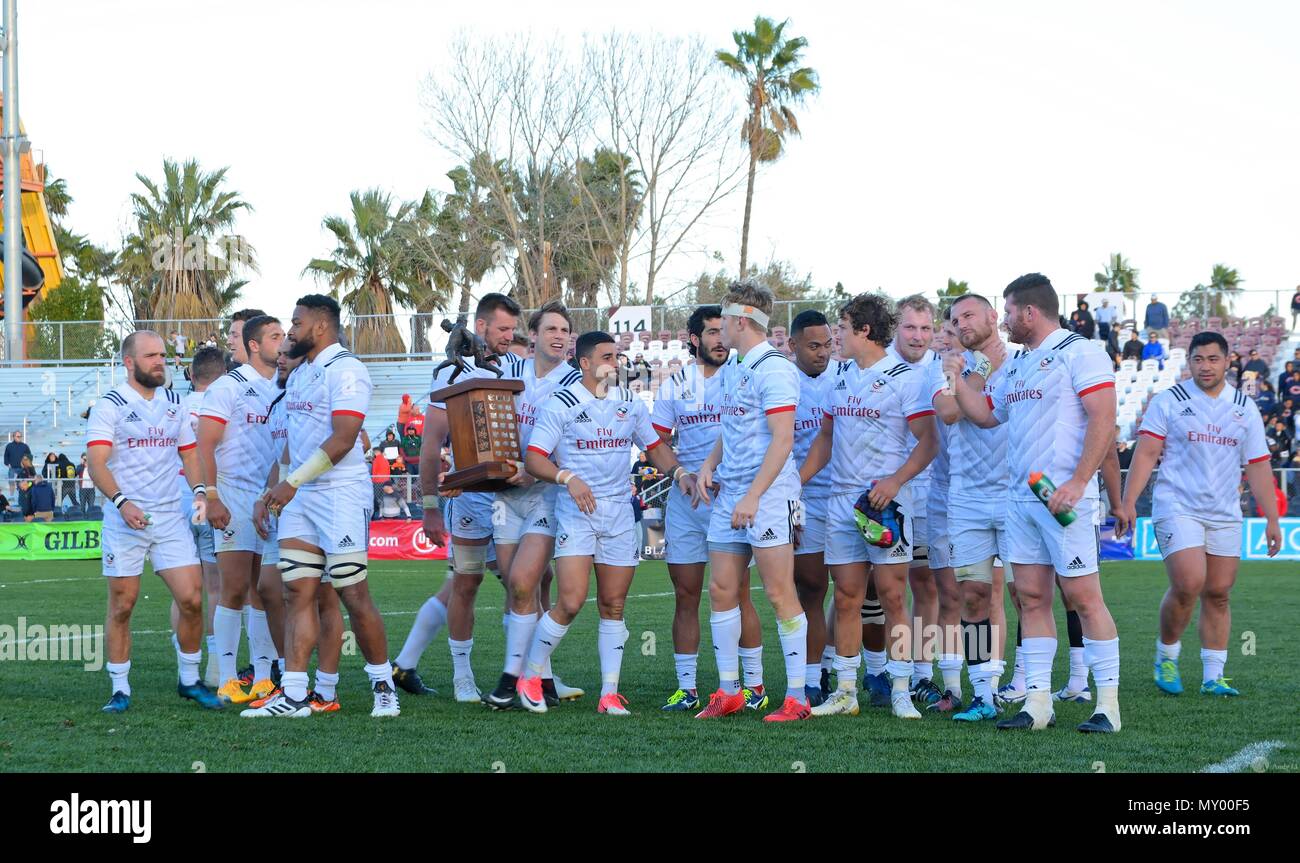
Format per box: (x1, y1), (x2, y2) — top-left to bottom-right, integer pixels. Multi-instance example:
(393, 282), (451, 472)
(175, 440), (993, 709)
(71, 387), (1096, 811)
(430, 376), (526, 494)
(441, 462), (518, 493)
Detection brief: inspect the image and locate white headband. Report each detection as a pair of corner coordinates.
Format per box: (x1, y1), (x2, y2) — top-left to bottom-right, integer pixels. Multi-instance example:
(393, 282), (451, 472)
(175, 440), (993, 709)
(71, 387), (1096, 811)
(722, 302), (770, 329)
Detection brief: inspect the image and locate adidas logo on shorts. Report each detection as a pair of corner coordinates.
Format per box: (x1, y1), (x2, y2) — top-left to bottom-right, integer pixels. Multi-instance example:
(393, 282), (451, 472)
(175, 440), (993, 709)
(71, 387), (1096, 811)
(760, 528), (777, 541)
(1066, 556), (1086, 571)
(575, 411), (592, 423)
(338, 535), (356, 549)
(890, 544), (907, 558)
(1179, 406), (1195, 416)
(533, 517), (549, 528)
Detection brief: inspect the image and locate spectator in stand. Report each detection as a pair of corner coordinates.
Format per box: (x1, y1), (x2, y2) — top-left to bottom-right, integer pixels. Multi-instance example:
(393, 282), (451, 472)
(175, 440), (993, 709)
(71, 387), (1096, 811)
(1278, 361), (1297, 397)
(1122, 332), (1144, 361)
(509, 332), (530, 358)
(1280, 363), (1300, 404)
(0, 491), (11, 519)
(380, 429), (401, 463)
(1070, 299), (1095, 340)
(376, 482), (411, 519)
(397, 393), (416, 431)
(401, 421), (422, 466)
(1244, 348), (1270, 379)
(174, 330), (188, 358)
(631, 352), (652, 387)
(4, 431), (32, 485)
(42, 452), (60, 483)
(1141, 331), (1168, 368)
(1095, 297), (1117, 343)
(389, 453), (410, 497)
(27, 475), (55, 522)
(371, 445), (391, 513)
(1291, 284), (1300, 331)
(77, 453), (95, 511)
(55, 452), (77, 507)
(1227, 351), (1244, 385)
(1143, 294), (1169, 338)
(1114, 427), (1135, 471)
(1255, 380), (1277, 418)
(15, 454), (35, 514)
(1253, 477), (1288, 518)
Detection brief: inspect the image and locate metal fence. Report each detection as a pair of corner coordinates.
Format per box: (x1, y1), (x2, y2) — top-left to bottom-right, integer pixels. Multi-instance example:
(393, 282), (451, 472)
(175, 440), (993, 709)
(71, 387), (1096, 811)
(4, 286), (1295, 365)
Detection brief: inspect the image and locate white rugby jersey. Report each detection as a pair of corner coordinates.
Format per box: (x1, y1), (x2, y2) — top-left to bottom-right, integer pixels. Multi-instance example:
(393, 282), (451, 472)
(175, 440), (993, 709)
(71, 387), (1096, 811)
(825, 355), (934, 496)
(178, 389), (205, 501)
(651, 363), (724, 473)
(200, 364), (280, 491)
(515, 358), (581, 456)
(86, 385), (195, 511)
(942, 347), (1012, 505)
(1139, 382), (1269, 522)
(268, 389), (289, 476)
(284, 342), (371, 489)
(990, 329), (1114, 502)
(794, 366), (833, 499)
(923, 360), (950, 493)
(715, 346), (800, 490)
(888, 344), (939, 493)
(528, 382), (660, 499)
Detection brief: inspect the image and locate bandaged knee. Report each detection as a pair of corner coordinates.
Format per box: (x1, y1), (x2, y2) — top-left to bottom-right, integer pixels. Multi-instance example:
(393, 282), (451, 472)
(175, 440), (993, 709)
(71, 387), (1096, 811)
(326, 551), (368, 589)
(860, 598), (884, 626)
(276, 548), (326, 583)
(451, 540), (488, 575)
(955, 557), (995, 584)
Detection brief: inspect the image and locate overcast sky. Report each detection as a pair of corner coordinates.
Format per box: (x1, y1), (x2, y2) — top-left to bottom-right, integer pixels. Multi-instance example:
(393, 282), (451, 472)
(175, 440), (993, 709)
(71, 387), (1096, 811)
(19, 0), (1300, 323)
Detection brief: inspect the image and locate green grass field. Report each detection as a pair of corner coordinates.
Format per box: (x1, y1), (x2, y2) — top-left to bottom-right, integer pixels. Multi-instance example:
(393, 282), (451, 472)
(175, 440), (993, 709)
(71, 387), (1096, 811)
(0, 558), (1296, 773)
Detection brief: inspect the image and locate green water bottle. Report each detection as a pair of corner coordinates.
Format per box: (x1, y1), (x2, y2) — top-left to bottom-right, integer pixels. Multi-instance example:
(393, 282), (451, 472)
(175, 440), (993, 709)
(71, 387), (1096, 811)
(1028, 472), (1076, 526)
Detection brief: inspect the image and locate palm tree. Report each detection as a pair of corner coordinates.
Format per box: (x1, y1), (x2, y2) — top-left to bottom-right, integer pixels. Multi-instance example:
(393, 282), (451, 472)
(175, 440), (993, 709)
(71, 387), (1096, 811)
(1093, 253), (1140, 319)
(938, 278), (969, 314)
(1174, 264), (1244, 320)
(116, 159), (257, 339)
(564, 148), (644, 307)
(717, 16), (819, 276)
(303, 189), (422, 357)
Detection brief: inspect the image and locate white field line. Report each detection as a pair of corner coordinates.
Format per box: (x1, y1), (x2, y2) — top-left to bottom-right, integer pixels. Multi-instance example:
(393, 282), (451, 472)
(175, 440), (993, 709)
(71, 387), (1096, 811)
(1199, 741), (1286, 773)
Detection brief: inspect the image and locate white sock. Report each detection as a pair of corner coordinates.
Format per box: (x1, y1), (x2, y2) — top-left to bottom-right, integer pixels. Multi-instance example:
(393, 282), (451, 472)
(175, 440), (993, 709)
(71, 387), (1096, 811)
(449, 638), (474, 680)
(277, 657), (286, 674)
(777, 614), (808, 700)
(283, 670), (309, 702)
(805, 661), (822, 690)
(541, 654), (554, 680)
(395, 596), (446, 669)
(107, 660), (131, 696)
(1201, 648), (1227, 683)
(1084, 636), (1120, 688)
(969, 662), (992, 703)
(247, 608), (275, 682)
(1068, 646), (1089, 691)
(1156, 638), (1181, 662)
(987, 658), (1006, 694)
(204, 634), (216, 657)
(833, 653), (860, 693)
(314, 670), (339, 701)
(710, 606), (742, 694)
(1011, 651), (1026, 689)
(939, 653), (964, 697)
(504, 612), (538, 678)
(364, 661), (395, 692)
(525, 612), (569, 676)
(864, 649), (887, 677)
(739, 645), (764, 689)
(598, 618), (629, 696)
(820, 645), (835, 673)
(502, 612), (509, 646)
(886, 657), (914, 685)
(1022, 636), (1056, 693)
(213, 605), (243, 683)
(675, 653), (698, 692)
(912, 659), (934, 685)
(178, 649), (201, 686)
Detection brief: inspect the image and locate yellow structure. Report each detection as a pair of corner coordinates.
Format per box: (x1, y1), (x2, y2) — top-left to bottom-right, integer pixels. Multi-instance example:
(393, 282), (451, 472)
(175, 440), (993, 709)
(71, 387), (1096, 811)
(0, 94), (63, 317)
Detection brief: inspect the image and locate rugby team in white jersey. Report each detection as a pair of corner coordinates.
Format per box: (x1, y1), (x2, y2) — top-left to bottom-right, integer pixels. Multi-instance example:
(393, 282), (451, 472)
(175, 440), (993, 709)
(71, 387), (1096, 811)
(86, 275), (1283, 730)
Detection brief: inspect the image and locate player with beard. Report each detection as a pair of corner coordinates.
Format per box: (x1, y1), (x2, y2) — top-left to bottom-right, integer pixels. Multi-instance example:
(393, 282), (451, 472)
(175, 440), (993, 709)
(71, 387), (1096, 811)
(484, 301), (588, 710)
(90, 330), (223, 713)
(198, 315), (285, 705)
(247, 346), (347, 713)
(935, 294), (1016, 722)
(650, 305), (768, 712)
(948, 274), (1122, 733)
(515, 332), (697, 715)
(802, 293), (939, 720)
(789, 310), (835, 707)
(411, 293), (526, 702)
(244, 294), (399, 718)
